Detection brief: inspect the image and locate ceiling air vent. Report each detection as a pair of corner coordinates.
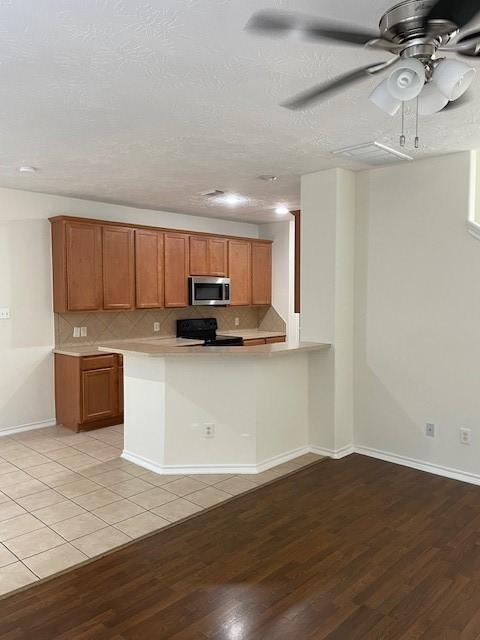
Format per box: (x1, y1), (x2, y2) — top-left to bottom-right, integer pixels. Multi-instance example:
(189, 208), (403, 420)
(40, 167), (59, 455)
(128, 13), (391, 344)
(332, 142), (412, 166)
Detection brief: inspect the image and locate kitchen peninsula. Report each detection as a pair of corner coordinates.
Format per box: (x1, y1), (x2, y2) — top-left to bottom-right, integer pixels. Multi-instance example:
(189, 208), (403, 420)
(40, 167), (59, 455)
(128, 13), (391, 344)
(98, 338), (330, 475)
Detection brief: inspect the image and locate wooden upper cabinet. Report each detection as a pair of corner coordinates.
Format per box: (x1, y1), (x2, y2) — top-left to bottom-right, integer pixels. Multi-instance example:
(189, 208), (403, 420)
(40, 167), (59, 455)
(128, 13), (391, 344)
(208, 237), (228, 276)
(164, 232), (189, 307)
(50, 216), (272, 313)
(189, 236), (228, 276)
(228, 240), (251, 306)
(102, 226), (135, 310)
(252, 241), (272, 306)
(189, 236), (209, 275)
(51, 220), (102, 312)
(135, 229), (164, 308)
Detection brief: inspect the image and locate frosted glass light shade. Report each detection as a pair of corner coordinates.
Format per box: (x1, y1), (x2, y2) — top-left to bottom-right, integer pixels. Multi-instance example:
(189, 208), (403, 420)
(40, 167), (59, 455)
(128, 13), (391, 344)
(369, 79), (402, 115)
(433, 58), (475, 100)
(387, 58), (426, 101)
(417, 82), (449, 115)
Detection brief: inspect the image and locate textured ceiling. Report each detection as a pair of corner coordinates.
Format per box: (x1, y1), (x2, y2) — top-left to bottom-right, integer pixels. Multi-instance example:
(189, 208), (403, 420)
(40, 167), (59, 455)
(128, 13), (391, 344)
(0, 0), (479, 223)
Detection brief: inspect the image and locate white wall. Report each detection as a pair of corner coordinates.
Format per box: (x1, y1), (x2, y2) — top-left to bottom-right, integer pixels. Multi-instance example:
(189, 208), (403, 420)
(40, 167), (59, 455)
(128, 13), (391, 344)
(0, 187), (258, 432)
(300, 168), (355, 454)
(259, 219), (298, 339)
(355, 152), (480, 477)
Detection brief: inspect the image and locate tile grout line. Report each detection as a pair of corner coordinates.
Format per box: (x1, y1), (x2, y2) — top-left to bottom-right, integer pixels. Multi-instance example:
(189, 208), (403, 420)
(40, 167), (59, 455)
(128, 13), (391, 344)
(0, 424), (325, 598)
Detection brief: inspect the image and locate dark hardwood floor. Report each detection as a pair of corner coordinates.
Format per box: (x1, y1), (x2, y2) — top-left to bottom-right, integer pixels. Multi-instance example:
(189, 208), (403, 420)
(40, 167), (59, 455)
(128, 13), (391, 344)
(1, 454), (480, 639)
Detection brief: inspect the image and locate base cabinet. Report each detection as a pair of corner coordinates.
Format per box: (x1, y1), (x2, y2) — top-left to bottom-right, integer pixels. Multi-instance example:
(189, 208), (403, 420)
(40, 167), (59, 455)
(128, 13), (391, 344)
(55, 353), (123, 432)
(243, 336), (286, 346)
(81, 368), (117, 424)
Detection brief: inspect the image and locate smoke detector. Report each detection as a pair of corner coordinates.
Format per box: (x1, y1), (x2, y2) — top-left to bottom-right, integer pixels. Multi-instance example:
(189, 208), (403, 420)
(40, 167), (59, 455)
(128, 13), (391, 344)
(333, 142), (413, 166)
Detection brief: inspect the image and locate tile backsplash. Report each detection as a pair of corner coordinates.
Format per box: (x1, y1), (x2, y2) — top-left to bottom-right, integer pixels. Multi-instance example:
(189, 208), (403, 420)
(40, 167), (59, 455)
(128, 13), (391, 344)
(55, 306), (286, 347)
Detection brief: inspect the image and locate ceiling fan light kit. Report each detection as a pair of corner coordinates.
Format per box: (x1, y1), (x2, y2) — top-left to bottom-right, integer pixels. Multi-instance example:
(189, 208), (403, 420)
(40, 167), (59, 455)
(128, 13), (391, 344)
(248, 0), (480, 148)
(369, 79), (402, 115)
(417, 82), (449, 115)
(386, 58), (426, 101)
(432, 58), (476, 100)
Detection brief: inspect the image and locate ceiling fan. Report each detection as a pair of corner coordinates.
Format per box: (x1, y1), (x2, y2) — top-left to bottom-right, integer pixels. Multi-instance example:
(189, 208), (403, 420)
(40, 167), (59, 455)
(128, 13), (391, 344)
(246, 0), (480, 121)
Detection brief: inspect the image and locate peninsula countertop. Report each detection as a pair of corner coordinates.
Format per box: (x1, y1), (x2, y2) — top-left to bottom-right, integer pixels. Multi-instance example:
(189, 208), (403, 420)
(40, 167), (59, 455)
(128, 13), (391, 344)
(52, 329), (288, 357)
(97, 338), (330, 358)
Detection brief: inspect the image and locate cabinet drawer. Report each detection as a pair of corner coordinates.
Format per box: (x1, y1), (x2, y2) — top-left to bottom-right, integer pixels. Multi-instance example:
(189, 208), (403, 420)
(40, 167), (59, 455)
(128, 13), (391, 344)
(81, 355), (116, 371)
(265, 336), (286, 344)
(244, 338), (266, 346)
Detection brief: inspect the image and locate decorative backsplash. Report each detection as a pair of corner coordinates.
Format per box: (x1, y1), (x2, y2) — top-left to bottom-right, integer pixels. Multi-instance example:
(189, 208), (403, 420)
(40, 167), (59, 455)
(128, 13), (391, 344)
(55, 306), (286, 347)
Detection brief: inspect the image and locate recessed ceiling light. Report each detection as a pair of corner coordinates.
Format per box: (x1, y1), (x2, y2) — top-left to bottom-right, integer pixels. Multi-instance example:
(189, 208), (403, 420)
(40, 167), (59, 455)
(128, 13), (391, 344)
(275, 205), (290, 215)
(258, 175), (278, 182)
(215, 193), (248, 206)
(19, 166), (37, 173)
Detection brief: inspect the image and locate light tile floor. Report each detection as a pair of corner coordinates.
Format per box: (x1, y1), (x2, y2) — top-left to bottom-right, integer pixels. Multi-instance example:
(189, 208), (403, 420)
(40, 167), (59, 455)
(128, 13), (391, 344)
(0, 424), (324, 598)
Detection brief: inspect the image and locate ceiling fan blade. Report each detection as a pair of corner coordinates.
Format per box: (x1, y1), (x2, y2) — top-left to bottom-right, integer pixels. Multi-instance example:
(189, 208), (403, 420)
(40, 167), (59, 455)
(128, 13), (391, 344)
(425, 0), (480, 29)
(453, 30), (480, 56)
(246, 10), (381, 47)
(281, 61), (391, 111)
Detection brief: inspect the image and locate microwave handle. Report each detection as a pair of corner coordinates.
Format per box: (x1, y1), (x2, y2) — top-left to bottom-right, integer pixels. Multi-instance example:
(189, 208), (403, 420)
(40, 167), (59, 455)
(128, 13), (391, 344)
(224, 283), (230, 300)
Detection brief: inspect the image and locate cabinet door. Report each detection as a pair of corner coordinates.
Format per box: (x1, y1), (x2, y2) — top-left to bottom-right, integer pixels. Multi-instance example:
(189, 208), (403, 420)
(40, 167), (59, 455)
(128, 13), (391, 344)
(164, 233), (189, 307)
(189, 236), (209, 275)
(251, 242), (272, 306)
(135, 229), (164, 308)
(228, 240), (251, 306)
(65, 222), (102, 311)
(208, 238), (228, 276)
(102, 226), (135, 310)
(81, 367), (116, 423)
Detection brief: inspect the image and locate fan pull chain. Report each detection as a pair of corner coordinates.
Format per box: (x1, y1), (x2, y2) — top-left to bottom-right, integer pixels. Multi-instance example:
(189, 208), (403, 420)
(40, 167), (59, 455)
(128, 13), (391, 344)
(414, 97), (420, 149)
(400, 101), (406, 147)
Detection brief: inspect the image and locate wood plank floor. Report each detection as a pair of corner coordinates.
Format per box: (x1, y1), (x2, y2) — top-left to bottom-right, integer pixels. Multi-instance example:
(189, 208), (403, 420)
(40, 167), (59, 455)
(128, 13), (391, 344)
(1, 453), (480, 639)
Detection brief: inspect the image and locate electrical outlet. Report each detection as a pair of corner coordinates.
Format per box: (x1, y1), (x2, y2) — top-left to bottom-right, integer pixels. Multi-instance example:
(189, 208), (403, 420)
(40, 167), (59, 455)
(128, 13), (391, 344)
(0, 308), (11, 320)
(203, 423), (215, 438)
(80, 326), (87, 337)
(73, 327), (81, 338)
(460, 428), (471, 445)
(426, 423), (435, 438)
(153, 322), (160, 332)
(235, 317), (240, 327)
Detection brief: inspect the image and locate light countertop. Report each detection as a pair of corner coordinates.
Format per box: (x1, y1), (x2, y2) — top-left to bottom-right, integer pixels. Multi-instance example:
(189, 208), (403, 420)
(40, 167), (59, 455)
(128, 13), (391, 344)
(53, 337), (204, 357)
(53, 329), (287, 357)
(97, 339), (329, 358)
(53, 345), (107, 357)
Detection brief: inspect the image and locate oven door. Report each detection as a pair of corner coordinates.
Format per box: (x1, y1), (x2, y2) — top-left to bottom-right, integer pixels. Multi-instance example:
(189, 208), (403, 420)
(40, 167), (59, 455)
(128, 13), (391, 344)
(189, 277), (230, 306)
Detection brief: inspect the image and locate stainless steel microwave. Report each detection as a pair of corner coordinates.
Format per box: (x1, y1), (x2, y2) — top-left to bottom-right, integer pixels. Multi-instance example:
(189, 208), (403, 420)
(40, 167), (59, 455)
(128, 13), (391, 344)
(189, 277), (231, 306)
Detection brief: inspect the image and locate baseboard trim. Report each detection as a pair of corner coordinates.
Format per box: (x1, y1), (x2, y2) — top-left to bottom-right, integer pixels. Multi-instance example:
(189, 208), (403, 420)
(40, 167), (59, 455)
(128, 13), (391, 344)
(355, 445), (480, 486)
(122, 445), (312, 475)
(0, 419), (57, 438)
(310, 444), (354, 460)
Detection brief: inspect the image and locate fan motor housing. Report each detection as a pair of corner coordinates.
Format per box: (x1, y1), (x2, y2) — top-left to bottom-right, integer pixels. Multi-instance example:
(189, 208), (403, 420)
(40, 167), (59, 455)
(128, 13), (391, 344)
(379, 0), (458, 58)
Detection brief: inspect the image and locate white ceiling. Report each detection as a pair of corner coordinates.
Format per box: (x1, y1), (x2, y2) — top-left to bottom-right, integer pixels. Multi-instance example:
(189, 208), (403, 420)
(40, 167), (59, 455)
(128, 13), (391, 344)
(0, 0), (479, 223)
